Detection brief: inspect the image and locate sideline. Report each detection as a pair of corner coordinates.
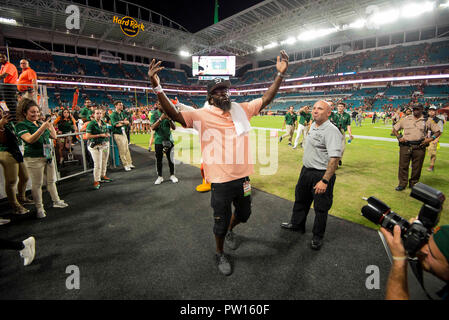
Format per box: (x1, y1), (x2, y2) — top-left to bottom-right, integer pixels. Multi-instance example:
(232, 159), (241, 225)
(174, 127), (449, 148)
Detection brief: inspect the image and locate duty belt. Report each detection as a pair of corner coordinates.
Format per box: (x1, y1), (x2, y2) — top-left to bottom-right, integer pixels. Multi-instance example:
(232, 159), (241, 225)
(400, 140), (424, 147)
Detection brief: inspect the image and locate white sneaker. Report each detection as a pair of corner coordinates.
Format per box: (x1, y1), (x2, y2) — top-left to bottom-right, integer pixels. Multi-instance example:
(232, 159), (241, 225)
(20, 236), (36, 266)
(36, 209), (47, 218)
(129, 164), (136, 169)
(170, 175), (179, 183)
(14, 206), (30, 215)
(0, 218), (11, 225)
(124, 166), (132, 171)
(154, 176), (164, 185)
(53, 200), (69, 208)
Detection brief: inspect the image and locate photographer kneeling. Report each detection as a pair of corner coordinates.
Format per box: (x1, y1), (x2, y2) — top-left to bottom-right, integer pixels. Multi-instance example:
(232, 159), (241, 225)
(380, 224), (449, 300)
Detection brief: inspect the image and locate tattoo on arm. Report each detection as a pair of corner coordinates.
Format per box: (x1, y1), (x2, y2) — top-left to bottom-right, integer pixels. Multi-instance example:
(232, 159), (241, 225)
(323, 157), (339, 181)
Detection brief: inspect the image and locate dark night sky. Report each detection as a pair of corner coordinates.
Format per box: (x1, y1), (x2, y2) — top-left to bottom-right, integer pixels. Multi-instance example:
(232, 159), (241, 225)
(79, 0), (264, 33)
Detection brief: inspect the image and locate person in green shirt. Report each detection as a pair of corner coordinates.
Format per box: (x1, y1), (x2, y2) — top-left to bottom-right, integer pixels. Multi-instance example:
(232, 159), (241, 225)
(334, 102), (354, 166)
(86, 108), (112, 190)
(79, 99), (94, 122)
(150, 102), (177, 185)
(0, 105), (31, 216)
(54, 108), (77, 165)
(16, 98), (68, 218)
(293, 105), (312, 149)
(279, 106), (297, 146)
(110, 101), (134, 171)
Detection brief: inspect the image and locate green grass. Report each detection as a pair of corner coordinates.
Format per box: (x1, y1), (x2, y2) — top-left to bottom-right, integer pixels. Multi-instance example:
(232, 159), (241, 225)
(131, 116), (449, 229)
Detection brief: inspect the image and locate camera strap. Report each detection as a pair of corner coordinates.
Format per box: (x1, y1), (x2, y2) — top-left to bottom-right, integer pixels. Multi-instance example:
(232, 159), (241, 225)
(408, 258), (433, 300)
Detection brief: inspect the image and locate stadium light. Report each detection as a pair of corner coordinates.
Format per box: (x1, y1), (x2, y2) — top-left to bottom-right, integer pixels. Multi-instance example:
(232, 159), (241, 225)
(179, 50), (190, 57)
(401, 2), (435, 18)
(0, 17), (17, 25)
(298, 28), (338, 41)
(348, 19), (366, 29)
(264, 42), (279, 49)
(369, 9), (399, 26)
(281, 37), (297, 45)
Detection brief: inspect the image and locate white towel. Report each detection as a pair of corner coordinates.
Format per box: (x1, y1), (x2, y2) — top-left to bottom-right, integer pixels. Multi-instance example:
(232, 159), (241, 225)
(203, 101), (251, 136)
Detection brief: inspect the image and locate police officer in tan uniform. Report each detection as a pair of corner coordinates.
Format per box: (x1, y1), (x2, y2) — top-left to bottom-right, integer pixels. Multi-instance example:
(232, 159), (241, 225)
(392, 103), (441, 191)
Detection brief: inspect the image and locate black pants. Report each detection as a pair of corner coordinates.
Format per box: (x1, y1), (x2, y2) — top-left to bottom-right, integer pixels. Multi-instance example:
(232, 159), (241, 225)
(398, 144), (426, 188)
(1, 84), (18, 121)
(155, 143), (174, 176)
(290, 166), (336, 239)
(0, 238), (24, 251)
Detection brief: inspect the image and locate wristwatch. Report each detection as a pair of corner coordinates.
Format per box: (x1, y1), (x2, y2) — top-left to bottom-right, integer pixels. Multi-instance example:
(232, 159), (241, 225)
(321, 178), (329, 185)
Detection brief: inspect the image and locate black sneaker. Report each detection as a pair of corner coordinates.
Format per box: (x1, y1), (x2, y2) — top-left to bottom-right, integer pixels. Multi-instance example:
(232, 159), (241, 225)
(225, 230), (239, 250)
(395, 186), (405, 191)
(338, 160), (342, 166)
(215, 253), (232, 276)
(311, 237), (323, 250)
(288, 143), (292, 146)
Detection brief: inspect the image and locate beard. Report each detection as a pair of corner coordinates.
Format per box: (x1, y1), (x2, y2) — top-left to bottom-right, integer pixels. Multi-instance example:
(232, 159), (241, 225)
(211, 96), (231, 112)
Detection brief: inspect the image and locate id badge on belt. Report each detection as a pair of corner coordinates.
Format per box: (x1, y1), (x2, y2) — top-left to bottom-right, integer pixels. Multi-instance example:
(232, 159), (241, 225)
(43, 143), (52, 160)
(243, 181), (251, 197)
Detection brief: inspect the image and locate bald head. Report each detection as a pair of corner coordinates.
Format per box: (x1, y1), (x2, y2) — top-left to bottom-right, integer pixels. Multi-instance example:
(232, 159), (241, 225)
(312, 100), (332, 125)
(20, 59), (30, 69)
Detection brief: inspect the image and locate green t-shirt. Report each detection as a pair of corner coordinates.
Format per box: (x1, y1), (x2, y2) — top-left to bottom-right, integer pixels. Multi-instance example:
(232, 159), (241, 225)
(110, 111), (129, 135)
(334, 112), (352, 131)
(57, 119), (74, 134)
(150, 110), (173, 145)
(0, 123), (16, 152)
(285, 112), (297, 125)
(298, 111), (312, 125)
(86, 120), (109, 147)
(80, 107), (93, 120)
(16, 119), (51, 158)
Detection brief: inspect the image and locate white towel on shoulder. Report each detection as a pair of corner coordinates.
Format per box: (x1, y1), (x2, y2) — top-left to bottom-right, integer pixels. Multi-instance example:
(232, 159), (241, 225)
(204, 101), (251, 136)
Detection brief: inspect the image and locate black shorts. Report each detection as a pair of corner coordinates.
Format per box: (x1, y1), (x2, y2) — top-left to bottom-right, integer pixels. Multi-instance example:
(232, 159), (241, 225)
(211, 177), (252, 237)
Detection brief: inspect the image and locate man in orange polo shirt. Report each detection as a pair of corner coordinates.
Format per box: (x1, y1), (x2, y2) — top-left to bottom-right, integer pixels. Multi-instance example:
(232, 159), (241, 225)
(17, 59), (38, 101)
(148, 50), (289, 276)
(0, 53), (18, 120)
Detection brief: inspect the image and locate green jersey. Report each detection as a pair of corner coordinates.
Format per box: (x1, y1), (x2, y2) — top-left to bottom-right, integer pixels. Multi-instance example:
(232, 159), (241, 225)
(16, 120), (51, 158)
(285, 112), (297, 125)
(86, 119), (109, 147)
(334, 112), (352, 131)
(0, 123), (17, 151)
(298, 111), (311, 126)
(80, 107), (93, 120)
(110, 111), (129, 135)
(150, 110), (173, 145)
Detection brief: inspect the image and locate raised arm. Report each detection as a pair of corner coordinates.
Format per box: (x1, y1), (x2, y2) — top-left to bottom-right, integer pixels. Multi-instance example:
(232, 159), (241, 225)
(148, 60), (186, 127)
(260, 50), (289, 112)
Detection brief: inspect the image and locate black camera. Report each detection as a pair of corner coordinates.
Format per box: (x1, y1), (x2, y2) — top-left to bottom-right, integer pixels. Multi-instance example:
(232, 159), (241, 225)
(361, 183), (445, 256)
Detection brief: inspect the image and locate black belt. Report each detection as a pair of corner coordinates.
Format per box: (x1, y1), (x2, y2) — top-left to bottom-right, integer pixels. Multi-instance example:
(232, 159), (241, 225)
(304, 166), (326, 173)
(400, 140), (423, 146)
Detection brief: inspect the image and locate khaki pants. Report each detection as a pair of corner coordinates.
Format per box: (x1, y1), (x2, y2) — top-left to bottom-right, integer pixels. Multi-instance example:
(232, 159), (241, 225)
(340, 129), (346, 158)
(113, 134), (133, 167)
(281, 125), (295, 143)
(24, 157), (60, 210)
(88, 143), (110, 182)
(398, 145), (426, 188)
(0, 151), (29, 208)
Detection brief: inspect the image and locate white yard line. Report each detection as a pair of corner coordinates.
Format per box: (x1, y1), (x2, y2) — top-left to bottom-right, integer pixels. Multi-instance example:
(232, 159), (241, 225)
(174, 127), (449, 147)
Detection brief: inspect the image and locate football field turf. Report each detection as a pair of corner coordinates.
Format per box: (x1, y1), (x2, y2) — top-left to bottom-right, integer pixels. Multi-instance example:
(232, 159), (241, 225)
(131, 116), (449, 228)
